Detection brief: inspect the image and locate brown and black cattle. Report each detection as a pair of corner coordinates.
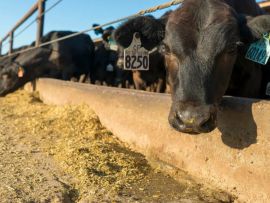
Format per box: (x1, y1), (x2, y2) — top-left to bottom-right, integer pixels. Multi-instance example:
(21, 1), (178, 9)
(0, 31), (95, 96)
(133, 49), (166, 92)
(0, 45), (30, 68)
(91, 25), (115, 86)
(116, 46), (167, 92)
(114, 0), (270, 134)
(114, 46), (134, 88)
(114, 12), (170, 93)
(92, 25), (133, 88)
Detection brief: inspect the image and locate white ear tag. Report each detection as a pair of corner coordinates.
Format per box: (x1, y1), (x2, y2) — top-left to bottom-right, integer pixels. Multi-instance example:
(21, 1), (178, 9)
(124, 33), (149, 71)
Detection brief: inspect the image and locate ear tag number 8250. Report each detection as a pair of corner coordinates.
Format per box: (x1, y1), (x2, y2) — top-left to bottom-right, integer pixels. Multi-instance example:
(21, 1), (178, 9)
(124, 33), (149, 71)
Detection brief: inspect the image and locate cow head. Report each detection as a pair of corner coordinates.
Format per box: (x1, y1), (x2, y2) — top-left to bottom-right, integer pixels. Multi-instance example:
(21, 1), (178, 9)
(0, 47), (51, 96)
(0, 59), (24, 96)
(114, 1), (270, 134)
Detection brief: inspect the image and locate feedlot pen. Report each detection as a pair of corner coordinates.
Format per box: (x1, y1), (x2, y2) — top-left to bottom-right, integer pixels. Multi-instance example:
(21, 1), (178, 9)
(0, 90), (234, 203)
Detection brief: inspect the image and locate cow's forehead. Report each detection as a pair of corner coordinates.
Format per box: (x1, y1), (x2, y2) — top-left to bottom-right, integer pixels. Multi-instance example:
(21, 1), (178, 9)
(165, 0), (239, 56)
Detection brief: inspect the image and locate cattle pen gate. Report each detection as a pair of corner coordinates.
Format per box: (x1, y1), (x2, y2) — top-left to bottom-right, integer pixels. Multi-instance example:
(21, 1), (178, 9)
(1, 0), (270, 202)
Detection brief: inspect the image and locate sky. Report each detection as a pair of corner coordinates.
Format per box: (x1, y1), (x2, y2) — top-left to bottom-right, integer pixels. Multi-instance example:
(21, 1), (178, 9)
(0, 0), (266, 54)
(0, 0), (178, 54)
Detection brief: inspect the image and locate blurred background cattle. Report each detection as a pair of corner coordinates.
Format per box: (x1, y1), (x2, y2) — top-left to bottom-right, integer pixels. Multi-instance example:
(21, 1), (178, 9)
(0, 31), (95, 96)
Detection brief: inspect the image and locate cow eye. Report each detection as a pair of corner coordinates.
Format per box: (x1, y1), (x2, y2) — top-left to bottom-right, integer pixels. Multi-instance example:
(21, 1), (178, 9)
(159, 44), (170, 54)
(236, 41), (244, 47)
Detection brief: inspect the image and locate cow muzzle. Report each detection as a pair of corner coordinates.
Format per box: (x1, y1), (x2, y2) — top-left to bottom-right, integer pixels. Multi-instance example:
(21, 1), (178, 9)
(168, 103), (217, 134)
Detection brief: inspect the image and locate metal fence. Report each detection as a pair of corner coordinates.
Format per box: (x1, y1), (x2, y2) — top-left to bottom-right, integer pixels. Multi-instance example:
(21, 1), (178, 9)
(0, 0), (45, 55)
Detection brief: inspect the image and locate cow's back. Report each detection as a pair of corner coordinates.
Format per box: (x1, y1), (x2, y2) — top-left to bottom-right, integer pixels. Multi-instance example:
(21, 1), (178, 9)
(47, 31), (94, 57)
(42, 31), (95, 79)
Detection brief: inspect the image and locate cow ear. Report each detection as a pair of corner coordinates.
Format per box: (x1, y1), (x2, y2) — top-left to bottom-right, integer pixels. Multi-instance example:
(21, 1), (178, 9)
(113, 15), (165, 50)
(92, 24), (104, 36)
(247, 15), (270, 39)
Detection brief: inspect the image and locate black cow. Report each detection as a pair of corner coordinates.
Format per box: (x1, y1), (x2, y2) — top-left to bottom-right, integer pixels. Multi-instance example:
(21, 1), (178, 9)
(114, 46), (134, 88)
(114, 0), (270, 134)
(0, 46), (30, 68)
(91, 25), (117, 86)
(0, 31), (95, 96)
(92, 24), (133, 88)
(113, 12), (171, 93)
(116, 47), (166, 92)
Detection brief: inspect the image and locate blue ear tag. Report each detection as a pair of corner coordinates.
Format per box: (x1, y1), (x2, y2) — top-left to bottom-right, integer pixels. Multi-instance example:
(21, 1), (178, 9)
(245, 33), (270, 65)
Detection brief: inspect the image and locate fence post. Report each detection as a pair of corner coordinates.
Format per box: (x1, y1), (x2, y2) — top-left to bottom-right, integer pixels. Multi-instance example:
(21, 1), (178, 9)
(0, 41), (2, 56)
(9, 32), (14, 55)
(36, 0), (45, 46)
(32, 0), (45, 91)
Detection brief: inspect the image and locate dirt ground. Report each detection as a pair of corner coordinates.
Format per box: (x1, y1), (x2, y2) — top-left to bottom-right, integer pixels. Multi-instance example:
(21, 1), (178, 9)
(0, 90), (236, 203)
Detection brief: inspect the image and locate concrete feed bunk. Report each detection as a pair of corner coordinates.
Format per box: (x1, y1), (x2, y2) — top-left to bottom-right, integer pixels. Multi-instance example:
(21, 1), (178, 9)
(1, 90), (235, 202)
(25, 78), (270, 203)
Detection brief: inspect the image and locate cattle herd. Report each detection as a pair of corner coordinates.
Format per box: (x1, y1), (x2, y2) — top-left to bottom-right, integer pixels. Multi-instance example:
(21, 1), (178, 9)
(0, 0), (270, 134)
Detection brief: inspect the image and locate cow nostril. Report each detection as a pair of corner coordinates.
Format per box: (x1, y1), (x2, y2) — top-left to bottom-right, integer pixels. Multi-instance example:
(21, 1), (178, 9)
(199, 114), (216, 133)
(169, 112), (185, 131)
(173, 112), (197, 133)
(175, 112), (184, 126)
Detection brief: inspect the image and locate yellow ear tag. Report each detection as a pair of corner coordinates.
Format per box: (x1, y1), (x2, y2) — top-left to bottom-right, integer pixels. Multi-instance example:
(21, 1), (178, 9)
(18, 67), (25, 78)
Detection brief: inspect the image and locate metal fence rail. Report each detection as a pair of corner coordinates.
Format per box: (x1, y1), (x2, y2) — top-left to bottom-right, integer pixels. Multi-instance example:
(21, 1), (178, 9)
(0, 0), (46, 55)
(0, 0), (63, 50)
